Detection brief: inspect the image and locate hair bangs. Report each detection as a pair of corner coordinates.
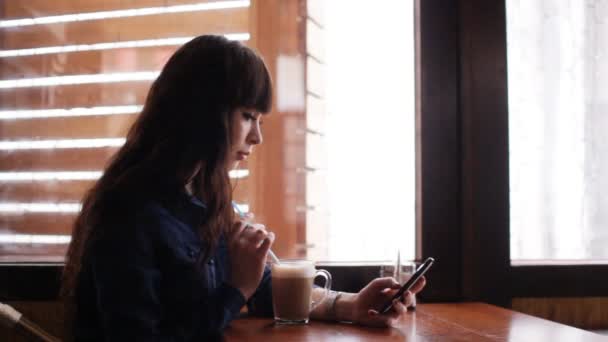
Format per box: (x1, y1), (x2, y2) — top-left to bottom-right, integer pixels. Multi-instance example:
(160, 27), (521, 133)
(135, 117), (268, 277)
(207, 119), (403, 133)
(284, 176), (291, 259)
(232, 47), (273, 114)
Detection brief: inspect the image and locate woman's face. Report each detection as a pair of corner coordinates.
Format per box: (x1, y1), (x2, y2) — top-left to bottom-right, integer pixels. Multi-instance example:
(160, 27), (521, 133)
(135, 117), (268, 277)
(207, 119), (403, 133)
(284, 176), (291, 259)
(229, 107), (264, 169)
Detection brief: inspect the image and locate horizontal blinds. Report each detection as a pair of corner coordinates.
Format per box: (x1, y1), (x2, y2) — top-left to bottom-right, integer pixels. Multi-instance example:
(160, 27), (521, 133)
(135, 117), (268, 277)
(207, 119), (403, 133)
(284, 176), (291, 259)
(0, 181), (95, 202)
(0, 83), (151, 108)
(2, 0), (240, 19)
(0, 0), (252, 261)
(0, 148), (119, 170)
(1, 47), (178, 78)
(2, 9), (248, 49)
(0, 115), (135, 139)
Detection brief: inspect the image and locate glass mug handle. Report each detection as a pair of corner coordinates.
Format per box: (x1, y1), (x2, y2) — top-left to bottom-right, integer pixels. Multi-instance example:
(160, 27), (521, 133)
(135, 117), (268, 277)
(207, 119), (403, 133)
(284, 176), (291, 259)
(310, 269), (332, 310)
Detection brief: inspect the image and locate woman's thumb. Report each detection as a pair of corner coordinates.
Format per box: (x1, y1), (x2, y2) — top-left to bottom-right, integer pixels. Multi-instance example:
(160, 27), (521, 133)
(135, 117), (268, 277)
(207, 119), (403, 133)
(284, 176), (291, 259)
(369, 277), (400, 291)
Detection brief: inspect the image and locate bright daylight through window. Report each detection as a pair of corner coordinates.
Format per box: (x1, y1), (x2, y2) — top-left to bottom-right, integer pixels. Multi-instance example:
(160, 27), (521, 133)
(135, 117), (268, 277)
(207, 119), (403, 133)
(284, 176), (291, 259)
(508, 0), (608, 263)
(309, 0), (415, 262)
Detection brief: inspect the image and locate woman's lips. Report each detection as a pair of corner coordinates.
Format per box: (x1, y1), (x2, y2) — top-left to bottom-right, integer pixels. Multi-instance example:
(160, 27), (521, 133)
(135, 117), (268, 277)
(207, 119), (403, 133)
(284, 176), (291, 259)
(236, 152), (249, 160)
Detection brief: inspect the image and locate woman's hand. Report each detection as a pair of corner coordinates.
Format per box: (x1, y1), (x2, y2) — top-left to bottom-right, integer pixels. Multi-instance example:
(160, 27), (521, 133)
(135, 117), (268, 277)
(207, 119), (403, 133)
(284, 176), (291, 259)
(226, 219), (274, 299)
(340, 276), (426, 327)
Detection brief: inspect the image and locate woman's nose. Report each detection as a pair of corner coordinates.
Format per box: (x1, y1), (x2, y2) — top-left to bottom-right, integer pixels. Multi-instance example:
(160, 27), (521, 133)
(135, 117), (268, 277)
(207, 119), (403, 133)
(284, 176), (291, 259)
(248, 122), (263, 145)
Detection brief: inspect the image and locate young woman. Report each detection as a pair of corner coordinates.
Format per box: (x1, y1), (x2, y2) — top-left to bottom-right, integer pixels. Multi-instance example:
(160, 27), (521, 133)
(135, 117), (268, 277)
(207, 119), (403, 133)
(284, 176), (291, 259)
(61, 35), (425, 341)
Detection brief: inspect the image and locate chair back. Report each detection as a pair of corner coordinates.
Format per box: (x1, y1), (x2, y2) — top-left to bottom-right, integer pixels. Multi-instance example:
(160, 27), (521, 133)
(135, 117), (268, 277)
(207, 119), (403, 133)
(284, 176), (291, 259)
(0, 302), (61, 342)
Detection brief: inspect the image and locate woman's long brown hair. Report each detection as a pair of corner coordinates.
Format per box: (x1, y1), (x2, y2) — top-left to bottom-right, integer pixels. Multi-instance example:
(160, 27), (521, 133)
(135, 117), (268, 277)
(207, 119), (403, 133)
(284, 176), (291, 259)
(61, 35), (272, 298)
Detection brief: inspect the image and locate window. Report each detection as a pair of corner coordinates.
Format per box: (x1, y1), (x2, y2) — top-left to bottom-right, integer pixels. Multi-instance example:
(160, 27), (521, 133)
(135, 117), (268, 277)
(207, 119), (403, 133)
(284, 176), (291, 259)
(305, 0), (416, 262)
(455, 0), (608, 319)
(507, 0), (608, 263)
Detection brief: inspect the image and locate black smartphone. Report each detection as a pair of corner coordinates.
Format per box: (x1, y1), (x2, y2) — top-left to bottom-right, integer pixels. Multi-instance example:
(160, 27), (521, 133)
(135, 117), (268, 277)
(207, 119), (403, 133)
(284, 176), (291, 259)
(379, 257), (434, 314)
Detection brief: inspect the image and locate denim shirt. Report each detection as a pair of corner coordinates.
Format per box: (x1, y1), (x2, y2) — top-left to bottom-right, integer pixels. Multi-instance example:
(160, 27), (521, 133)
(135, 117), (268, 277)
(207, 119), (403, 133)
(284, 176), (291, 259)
(73, 193), (273, 341)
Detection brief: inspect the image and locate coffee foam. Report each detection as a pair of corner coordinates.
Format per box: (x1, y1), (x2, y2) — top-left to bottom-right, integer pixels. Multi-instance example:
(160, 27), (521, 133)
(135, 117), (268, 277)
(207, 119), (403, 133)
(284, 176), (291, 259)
(272, 262), (316, 278)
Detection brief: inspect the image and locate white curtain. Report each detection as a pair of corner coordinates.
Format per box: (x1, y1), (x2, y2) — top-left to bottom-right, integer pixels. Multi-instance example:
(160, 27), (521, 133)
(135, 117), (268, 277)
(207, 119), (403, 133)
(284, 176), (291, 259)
(508, 0), (608, 260)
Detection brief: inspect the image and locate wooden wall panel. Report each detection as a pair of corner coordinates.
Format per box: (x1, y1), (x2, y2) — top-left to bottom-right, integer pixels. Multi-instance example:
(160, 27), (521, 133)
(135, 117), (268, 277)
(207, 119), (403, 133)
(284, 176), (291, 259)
(0, 181), (95, 203)
(0, 47), (177, 78)
(3, 9), (249, 50)
(0, 214), (77, 235)
(0, 114), (136, 139)
(512, 297), (608, 330)
(0, 148), (119, 171)
(0, 82), (151, 109)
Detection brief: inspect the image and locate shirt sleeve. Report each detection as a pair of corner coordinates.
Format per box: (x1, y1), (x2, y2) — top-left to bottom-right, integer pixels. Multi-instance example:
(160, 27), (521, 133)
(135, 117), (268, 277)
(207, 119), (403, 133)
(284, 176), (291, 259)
(246, 265), (274, 317)
(90, 210), (247, 341)
(208, 282), (248, 329)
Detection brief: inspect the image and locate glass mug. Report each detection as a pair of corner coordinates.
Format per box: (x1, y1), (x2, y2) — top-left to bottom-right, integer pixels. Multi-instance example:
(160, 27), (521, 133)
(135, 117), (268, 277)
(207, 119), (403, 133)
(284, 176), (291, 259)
(271, 260), (332, 324)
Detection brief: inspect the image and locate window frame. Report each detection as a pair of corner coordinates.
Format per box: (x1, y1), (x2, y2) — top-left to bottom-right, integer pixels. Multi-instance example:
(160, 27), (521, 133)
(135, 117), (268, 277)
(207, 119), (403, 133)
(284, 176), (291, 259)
(414, 0), (464, 302)
(458, 0), (608, 304)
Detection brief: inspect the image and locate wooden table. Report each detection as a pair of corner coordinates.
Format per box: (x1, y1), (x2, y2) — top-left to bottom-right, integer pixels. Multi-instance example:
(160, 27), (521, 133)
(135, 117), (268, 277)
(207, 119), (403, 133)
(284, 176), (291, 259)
(225, 302), (607, 341)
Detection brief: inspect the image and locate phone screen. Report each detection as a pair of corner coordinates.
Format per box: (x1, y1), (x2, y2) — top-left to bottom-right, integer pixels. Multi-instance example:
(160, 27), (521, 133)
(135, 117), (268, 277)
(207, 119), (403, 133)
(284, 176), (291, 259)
(379, 257), (434, 314)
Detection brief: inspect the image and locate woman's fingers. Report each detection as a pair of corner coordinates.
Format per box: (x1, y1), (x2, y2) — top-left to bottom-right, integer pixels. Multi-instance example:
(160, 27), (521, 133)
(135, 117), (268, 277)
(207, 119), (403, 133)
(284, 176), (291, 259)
(242, 224), (269, 246)
(400, 291), (414, 307)
(384, 276), (425, 303)
(381, 299), (404, 320)
(368, 277), (401, 293)
(392, 298), (408, 315)
(257, 232), (275, 257)
(232, 222), (275, 254)
(409, 276), (426, 294)
(367, 309), (397, 327)
(228, 220), (247, 244)
(245, 226), (265, 245)
(364, 299), (405, 327)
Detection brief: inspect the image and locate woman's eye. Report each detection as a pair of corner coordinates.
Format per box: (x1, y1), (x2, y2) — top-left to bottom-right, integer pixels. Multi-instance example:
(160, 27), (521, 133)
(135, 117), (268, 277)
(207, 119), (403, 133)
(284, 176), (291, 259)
(242, 112), (255, 120)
